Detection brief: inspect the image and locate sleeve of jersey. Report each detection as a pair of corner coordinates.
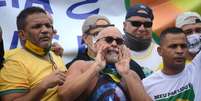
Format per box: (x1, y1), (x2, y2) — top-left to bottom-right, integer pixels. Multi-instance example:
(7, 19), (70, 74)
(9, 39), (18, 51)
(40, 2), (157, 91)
(0, 59), (29, 96)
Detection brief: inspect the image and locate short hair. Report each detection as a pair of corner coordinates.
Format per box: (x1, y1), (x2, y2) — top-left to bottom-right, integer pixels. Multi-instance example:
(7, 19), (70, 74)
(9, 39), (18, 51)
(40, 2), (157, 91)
(159, 27), (184, 45)
(17, 6), (47, 30)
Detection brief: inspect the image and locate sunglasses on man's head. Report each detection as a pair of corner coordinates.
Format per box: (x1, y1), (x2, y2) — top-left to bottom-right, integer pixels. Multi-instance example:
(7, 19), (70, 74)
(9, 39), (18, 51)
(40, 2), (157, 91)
(127, 20), (152, 28)
(184, 27), (201, 35)
(97, 36), (124, 45)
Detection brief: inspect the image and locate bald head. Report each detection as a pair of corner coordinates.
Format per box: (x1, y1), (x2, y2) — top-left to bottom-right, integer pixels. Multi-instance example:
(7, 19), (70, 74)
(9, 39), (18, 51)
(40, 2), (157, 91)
(96, 26), (123, 41)
(94, 27), (124, 64)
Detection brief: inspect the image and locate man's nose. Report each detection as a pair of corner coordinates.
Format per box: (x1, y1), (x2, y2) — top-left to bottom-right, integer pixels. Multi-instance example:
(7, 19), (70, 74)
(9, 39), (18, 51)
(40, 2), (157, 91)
(41, 25), (50, 34)
(138, 24), (146, 30)
(176, 46), (185, 54)
(111, 40), (117, 46)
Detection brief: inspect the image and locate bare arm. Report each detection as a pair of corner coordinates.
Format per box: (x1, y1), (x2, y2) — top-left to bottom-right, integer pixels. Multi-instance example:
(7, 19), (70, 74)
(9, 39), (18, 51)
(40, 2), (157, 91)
(115, 46), (152, 101)
(58, 44), (108, 101)
(121, 70), (152, 101)
(58, 61), (101, 101)
(1, 70), (66, 101)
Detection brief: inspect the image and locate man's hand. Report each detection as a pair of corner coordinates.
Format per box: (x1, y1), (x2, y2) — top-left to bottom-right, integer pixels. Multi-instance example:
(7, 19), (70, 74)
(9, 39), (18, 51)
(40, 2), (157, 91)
(115, 45), (131, 75)
(94, 44), (109, 72)
(39, 69), (66, 89)
(51, 42), (64, 57)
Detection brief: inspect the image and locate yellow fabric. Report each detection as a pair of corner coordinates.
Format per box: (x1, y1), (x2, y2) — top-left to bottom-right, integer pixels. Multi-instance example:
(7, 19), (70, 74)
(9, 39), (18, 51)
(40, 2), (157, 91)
(0, 48), (66, 101)
(4, 48), (20, 59)
(107, 73), (120, 83)
(25, 40), (47, 56)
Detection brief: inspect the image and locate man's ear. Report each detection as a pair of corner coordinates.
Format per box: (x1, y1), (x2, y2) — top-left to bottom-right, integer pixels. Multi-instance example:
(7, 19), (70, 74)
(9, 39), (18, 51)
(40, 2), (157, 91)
(82, 34), (88, 44)
(18, 30), (26, 40)
(157, 46), (162, 56)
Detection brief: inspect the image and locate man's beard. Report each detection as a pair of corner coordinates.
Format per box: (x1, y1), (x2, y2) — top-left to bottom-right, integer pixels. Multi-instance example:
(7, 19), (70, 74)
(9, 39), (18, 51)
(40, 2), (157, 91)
(105, 51), (119, 64)
(124, 32), (151, 51)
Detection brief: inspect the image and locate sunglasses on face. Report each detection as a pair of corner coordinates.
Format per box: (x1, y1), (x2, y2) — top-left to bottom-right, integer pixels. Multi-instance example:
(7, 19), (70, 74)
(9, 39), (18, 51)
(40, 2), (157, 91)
(98, 36), (124, 45)
(127, 20), (152, 28)
(184, 27), (201, 35)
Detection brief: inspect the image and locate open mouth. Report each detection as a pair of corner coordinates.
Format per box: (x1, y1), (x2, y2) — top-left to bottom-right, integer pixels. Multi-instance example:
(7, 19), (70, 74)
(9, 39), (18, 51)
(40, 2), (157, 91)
(174, 57), (185, 63)
(107, 48), (119, 54)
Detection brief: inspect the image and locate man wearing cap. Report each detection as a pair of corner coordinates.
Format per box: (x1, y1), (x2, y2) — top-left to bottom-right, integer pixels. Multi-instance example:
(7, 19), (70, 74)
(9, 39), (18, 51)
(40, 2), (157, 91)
(176, 12), (201, 60)
(123, 3), (162, 76)
(0, 26), (4, 68)
(65, 15), (114, 68)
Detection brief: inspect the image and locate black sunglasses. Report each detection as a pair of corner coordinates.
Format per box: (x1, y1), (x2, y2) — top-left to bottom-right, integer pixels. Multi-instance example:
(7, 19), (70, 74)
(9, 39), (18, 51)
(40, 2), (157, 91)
(184, 27), (201, 35)
(127, 20), (152, 28)
(98, 36), (124, 45)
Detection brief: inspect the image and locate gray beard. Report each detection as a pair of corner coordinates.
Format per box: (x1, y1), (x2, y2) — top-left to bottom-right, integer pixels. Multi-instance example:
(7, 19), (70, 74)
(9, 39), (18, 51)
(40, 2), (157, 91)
(105, 52), (119, 64)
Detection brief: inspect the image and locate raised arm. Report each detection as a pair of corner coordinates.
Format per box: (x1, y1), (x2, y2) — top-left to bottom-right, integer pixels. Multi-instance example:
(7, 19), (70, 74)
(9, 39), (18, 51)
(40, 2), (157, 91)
(115, 46), (152, 101)
(58, 45), (107, 101)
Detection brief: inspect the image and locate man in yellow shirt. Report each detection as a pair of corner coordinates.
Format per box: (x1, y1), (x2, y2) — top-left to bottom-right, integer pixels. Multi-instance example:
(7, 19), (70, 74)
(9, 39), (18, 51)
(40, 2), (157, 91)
(0, 6), (66, 101)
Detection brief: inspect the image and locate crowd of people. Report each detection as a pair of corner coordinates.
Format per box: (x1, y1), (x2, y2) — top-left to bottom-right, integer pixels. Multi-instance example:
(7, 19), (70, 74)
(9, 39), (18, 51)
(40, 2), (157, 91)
(0, 3), (201, 101)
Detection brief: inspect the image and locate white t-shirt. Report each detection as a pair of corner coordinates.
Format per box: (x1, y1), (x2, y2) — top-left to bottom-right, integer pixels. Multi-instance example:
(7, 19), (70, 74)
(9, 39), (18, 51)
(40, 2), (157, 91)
(131, 42), (163, 72)
(143, 50), (201, 101)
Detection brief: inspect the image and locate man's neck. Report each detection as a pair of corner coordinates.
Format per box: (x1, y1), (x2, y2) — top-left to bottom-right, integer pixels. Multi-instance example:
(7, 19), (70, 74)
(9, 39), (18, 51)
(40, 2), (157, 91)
(23, 47), (50, 60)
(162, 65), (185, 75)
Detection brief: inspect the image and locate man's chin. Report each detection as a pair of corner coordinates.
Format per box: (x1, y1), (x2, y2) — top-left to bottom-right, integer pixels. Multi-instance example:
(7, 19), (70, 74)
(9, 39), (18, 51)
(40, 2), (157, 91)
(105, 53), (119, 64)
(40, 43), (51, 49)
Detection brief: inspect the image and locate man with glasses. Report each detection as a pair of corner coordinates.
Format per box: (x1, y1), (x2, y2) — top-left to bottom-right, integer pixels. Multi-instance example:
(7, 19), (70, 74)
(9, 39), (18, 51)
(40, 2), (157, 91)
(65, 15), (114, 68)
(176, 12), (201, 60)
(66, 15), (145, 79)
(123, 3), (162, 76)
(58, 26), (150, 101)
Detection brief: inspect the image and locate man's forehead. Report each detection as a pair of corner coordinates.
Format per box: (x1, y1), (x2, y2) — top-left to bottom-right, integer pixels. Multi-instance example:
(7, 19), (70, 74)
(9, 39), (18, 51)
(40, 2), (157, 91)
(97, 27), (122, 38)
(26, 13), (50, 22)
(163, 34), (186, 44)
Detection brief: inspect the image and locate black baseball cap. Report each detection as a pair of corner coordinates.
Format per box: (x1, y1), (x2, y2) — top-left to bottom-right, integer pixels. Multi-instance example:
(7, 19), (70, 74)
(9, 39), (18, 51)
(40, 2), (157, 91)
(125, 3), (154, 21)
